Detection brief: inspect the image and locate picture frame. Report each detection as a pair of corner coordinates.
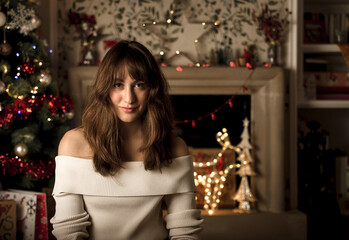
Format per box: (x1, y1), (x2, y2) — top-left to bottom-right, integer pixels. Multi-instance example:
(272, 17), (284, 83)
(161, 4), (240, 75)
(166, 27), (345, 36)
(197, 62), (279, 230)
(304, 20), (328, 43)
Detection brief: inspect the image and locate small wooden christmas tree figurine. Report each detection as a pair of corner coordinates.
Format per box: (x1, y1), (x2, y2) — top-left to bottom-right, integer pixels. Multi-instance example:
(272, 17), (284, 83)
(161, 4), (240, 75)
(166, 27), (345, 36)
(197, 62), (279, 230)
(233, 118), (256, 211)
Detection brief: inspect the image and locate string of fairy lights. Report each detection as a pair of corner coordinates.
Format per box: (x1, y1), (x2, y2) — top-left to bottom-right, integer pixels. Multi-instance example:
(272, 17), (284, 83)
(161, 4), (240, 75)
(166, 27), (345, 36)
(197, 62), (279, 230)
(193, 120), (256, 215)
(175, 86), (248, 128)
(142, 3), (220, 67)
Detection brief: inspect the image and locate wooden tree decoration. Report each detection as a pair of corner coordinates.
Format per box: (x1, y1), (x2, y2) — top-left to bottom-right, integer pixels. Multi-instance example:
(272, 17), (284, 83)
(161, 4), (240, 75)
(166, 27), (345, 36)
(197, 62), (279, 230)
(232, 118), (257, 211)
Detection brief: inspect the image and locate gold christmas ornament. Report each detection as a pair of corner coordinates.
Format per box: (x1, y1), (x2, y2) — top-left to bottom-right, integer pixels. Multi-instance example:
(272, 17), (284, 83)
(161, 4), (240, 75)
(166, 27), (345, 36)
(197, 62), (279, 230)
(14, 143), (29, 157)
(0, 11), (6, 27)
(66, 111), (74, 120)
(0, 80), (5, 94)
(0, 41), (12, 56)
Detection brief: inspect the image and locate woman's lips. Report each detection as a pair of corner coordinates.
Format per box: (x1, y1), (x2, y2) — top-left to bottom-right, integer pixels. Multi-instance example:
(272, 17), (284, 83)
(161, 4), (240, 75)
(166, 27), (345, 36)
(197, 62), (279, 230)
(120, 107), (136, 113)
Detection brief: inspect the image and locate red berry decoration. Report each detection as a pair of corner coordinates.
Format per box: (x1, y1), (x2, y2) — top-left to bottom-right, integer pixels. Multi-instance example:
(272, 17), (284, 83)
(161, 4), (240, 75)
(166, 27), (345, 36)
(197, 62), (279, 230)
(22, 62), (35, 74)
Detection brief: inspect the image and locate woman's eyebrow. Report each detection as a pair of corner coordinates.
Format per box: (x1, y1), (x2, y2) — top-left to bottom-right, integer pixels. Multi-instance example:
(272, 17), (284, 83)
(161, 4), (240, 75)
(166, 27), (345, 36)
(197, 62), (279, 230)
(114, 77), (124, 82)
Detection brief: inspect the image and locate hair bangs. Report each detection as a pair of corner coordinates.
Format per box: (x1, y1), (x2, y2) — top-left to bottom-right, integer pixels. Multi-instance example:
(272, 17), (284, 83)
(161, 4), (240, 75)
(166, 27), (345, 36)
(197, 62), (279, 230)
(124, 51), (151, 85)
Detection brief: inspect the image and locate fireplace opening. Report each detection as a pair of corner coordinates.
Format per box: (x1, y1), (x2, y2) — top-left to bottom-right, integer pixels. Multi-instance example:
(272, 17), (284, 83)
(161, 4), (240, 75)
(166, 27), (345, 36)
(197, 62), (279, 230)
(172, 95), (251, 148)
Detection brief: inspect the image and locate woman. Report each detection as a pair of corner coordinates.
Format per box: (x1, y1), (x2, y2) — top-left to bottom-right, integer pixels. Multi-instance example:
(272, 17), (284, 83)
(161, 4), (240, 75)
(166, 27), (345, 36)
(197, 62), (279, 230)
(50, 40), (203, 239)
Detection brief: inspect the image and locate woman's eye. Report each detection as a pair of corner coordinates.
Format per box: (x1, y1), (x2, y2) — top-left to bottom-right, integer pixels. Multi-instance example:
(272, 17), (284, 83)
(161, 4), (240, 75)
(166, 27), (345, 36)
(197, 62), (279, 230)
(113, 83), (122, 88)
(135, 82), (145, 88)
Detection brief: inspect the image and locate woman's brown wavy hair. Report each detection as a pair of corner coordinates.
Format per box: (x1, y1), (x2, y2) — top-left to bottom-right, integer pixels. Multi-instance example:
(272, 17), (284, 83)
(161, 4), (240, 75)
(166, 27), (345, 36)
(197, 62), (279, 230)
(81, 40), (175, 176)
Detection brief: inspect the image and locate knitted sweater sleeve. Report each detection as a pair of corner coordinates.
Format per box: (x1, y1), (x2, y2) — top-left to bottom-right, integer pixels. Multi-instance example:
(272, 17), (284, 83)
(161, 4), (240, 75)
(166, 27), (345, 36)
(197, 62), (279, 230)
(164, 192), (203, 239)
(50, 193), (91, 240)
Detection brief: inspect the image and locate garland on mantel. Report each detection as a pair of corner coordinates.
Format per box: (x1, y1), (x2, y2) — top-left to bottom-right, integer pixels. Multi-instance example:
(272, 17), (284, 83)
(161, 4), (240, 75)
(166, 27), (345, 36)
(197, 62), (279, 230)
(176, 85), (248, 128)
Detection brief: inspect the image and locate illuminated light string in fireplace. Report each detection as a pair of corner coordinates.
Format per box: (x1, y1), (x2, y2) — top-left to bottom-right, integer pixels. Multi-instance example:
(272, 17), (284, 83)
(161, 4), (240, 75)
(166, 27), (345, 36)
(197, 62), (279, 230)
(194, 119), (256, 214)
(176, 85), (249, 128)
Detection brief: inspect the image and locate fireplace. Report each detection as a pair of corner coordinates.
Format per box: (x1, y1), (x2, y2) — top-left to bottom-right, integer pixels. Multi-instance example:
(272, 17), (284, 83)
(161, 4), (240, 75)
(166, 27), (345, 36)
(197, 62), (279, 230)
(68, 66), (307, 239)
(162, 66), (286, 213)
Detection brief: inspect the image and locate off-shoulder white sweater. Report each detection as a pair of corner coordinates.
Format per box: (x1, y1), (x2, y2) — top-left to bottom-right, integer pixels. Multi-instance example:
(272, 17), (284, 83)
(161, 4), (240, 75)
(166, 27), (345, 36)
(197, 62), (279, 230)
(50, 155), (203, 240)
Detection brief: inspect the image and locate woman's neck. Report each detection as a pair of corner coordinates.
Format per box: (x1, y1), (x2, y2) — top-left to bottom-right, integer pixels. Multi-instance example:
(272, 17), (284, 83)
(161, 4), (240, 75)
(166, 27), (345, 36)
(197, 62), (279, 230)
(119, 121), (145, 162)
(119, 120), (143, 140)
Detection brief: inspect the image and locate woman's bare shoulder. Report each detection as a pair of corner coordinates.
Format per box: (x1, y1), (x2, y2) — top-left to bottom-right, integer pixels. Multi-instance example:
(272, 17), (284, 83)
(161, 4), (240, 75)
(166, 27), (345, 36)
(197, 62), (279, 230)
(58, 128), (93, 158)
(170, 133), (190, 159)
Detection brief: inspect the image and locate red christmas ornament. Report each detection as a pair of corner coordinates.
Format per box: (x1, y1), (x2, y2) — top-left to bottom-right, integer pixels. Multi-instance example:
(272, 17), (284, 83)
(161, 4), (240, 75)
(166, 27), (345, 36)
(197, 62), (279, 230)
(22, 62), (35, 74)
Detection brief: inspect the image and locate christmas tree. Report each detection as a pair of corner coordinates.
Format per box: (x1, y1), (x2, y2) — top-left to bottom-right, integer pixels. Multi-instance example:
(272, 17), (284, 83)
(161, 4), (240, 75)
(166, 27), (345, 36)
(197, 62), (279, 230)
(0, 0), (73, 190)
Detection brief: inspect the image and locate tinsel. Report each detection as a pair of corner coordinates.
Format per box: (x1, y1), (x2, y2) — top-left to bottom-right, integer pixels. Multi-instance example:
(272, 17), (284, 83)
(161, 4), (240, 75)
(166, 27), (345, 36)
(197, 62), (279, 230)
(49, 95), (73, 115)
(0, 154), (55, 179)
(13, 98), (30, 119)
(0, 94), (73, 127)
(0, 105), (14, 127)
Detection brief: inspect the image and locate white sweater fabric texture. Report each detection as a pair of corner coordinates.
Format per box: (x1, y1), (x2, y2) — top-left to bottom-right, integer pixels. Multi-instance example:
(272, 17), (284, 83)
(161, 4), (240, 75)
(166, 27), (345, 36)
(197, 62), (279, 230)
(50, 155), (203, 240)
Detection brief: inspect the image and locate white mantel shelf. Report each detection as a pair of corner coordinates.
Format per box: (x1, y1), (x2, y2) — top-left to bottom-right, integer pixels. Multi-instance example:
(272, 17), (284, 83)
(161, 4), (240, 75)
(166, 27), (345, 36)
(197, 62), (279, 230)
(162, 66), (283, 94)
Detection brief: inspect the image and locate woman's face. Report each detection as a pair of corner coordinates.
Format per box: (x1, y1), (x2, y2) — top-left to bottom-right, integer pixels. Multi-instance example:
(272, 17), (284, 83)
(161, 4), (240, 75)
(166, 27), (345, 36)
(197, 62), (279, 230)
(109, 68), (150, 124)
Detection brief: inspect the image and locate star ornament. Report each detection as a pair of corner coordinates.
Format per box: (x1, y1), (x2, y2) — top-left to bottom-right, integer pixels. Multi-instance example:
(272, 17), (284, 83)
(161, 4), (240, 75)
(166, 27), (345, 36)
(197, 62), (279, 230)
(143, 13), (219, 66)
(167, 15), (219, 66)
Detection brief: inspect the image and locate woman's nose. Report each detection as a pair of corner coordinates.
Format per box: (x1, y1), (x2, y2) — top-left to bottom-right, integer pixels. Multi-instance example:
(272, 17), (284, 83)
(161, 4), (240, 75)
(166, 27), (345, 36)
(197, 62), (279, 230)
(124, 87), (135, 104)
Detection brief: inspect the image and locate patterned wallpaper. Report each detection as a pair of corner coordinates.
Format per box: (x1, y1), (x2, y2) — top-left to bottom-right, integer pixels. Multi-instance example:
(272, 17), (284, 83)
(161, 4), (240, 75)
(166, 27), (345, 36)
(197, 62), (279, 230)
(57, 0), (289, 82)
